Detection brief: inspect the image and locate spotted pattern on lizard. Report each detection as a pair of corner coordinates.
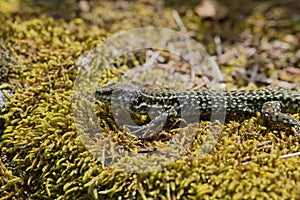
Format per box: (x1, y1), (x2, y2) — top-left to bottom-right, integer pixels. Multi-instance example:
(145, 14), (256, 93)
(94, 83), (300, 139)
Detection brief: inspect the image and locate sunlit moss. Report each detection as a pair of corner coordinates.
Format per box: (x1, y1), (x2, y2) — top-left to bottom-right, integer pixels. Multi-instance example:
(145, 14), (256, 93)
(0, 0), (300, 199)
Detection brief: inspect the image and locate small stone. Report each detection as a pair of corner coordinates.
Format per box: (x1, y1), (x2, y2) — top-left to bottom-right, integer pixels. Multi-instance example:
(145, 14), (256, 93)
(194, 0), (228, 20)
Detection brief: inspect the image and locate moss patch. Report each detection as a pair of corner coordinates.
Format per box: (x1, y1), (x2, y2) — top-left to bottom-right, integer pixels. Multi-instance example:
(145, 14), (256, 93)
(0, 0), (300, 199)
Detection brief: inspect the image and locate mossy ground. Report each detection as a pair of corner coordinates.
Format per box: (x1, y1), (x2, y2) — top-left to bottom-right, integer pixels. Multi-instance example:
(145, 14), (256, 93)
(0, 0), (300, 199)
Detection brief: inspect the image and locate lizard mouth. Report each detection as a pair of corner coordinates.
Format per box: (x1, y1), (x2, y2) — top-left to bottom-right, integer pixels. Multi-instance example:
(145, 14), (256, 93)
(94, 83), (143, 105)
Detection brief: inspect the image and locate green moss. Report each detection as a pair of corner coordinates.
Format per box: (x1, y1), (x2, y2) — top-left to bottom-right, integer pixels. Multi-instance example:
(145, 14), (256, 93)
(0, 0), (300, 199)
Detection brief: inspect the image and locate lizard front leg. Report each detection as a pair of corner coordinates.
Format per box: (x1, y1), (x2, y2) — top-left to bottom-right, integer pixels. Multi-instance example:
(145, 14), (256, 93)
(123, 108), (178, 139)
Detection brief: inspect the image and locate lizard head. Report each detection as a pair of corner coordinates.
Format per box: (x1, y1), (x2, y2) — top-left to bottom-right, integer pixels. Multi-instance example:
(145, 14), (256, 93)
(94, 83), (146, 108)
